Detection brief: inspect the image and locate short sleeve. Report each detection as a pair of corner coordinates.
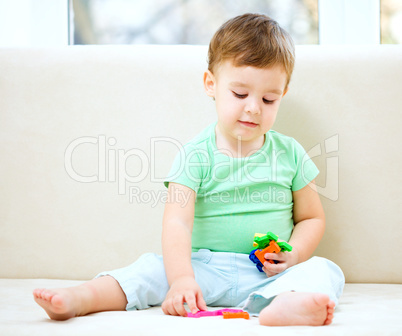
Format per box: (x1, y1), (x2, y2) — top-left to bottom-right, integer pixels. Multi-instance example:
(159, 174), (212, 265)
(163, 144), (209, 193)
(291, 139), (319, 191)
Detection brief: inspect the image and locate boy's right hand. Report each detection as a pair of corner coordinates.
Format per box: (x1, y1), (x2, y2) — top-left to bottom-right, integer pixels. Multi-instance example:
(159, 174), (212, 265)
(161, 276), (207, 317)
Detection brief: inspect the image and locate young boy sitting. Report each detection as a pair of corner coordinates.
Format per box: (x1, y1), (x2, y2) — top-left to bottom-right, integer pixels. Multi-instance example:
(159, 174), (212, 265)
(33, 13), (345, 326)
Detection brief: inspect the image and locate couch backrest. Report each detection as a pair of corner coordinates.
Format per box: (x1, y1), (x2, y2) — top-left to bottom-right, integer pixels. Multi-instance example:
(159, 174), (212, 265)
(0, 45), (401, 283)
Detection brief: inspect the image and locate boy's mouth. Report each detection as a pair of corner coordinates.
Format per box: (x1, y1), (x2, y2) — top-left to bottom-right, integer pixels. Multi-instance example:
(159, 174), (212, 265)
(239, 120), (258, 128)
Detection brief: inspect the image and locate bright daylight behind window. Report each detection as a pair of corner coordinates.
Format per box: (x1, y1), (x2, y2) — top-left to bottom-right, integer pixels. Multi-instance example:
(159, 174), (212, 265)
(71, 0), (319, 45)
(381, 0), (402, 43)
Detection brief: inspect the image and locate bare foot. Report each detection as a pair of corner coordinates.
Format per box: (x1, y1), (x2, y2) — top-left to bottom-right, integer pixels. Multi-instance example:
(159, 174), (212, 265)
(33, 287), (82, 320)
(33, 277), (127, 320)
(259, 292), (336, 326)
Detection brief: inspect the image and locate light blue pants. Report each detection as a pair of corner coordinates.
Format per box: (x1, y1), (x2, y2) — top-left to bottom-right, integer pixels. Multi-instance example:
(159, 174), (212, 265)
(96, 249), (345, 315)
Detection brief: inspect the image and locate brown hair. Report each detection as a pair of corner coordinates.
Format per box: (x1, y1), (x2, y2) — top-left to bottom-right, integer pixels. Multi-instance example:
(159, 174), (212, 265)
(208, 13), (295, 89)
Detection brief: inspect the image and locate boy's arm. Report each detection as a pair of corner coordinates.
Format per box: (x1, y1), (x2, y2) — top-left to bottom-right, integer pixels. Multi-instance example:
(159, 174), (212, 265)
(289, 179), (325, 261)
(263, 180), (325, 276)
(161, 182), (207, 316)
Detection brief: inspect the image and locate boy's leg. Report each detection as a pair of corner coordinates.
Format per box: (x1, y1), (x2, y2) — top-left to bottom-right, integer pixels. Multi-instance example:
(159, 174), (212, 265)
(242, 257), (345, 326)
(33, 275), (127, 320)
(33, 251), (228, 320)
(34, 252), (173, 320)
(33, 252), (170, 320)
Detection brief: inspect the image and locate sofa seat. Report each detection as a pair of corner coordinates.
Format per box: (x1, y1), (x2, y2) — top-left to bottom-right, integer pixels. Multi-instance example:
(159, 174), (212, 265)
(1, 279), (401, 336)
(1, 45), (401, 335)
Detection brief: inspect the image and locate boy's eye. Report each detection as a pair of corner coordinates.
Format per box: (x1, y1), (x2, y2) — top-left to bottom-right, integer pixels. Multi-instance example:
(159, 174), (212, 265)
(263, 98), (275, 104)
(232, 91), (247, 99)
(232, 91), (275, 104)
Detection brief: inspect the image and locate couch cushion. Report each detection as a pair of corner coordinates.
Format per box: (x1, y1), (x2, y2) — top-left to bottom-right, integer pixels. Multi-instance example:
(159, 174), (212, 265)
(1, 279), (401, 335)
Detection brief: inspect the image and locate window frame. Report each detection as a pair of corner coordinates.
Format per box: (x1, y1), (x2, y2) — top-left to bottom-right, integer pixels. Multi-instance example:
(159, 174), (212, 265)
(0, 0), (69, 47)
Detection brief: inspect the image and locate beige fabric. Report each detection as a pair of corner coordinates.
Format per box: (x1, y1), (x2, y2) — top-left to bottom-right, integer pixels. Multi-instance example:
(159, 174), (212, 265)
(0, 45), (401, 284)
(1, 279), (401, 335)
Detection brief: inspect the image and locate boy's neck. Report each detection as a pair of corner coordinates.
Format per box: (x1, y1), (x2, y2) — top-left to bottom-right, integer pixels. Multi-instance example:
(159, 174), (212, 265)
(215, 125), (266, 158)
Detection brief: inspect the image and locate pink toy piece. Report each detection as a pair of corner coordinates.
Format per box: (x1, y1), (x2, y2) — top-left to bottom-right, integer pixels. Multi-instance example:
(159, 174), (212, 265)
(187, 309), (244, 318)
(187, 311), (219, 318)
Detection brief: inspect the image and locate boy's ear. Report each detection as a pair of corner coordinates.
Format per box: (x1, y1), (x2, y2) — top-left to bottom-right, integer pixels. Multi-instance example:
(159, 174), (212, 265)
(203, 70), (216, 98)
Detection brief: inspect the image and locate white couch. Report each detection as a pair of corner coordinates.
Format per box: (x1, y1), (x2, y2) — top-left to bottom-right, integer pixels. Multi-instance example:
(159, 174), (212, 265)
(0, 45), (401, 335)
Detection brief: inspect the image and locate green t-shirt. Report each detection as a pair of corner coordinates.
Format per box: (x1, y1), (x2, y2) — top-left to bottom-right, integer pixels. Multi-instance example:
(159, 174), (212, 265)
(164, 123), (319, 254)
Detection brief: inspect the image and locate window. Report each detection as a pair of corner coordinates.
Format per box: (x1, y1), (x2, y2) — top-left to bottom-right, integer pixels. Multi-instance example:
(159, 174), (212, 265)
(381, 0), (402, 43)
(71, 0), (319, 45)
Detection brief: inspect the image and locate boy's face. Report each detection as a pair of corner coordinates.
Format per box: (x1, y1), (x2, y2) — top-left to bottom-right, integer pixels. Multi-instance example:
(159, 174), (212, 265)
(204, 61), (288, 146)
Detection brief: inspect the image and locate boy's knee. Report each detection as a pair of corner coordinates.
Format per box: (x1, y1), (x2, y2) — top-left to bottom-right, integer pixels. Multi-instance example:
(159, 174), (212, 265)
(313, 257), (344, 276)
(308, 257), (345, 296)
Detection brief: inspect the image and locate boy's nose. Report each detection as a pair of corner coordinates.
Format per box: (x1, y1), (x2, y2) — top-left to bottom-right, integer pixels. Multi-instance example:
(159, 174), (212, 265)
(246, 100), (261, 115)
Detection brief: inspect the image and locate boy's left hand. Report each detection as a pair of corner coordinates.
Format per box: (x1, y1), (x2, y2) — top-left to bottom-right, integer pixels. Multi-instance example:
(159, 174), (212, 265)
(262, 248), (299, 277)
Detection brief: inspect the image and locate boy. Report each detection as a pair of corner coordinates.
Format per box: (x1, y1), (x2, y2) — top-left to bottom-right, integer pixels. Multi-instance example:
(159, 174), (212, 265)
(33, 13), (344, 326)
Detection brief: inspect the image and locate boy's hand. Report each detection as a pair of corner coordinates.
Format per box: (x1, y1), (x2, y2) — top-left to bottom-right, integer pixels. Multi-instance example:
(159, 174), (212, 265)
(262, 247), (299, 277)
(162, 276), (207, 317)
